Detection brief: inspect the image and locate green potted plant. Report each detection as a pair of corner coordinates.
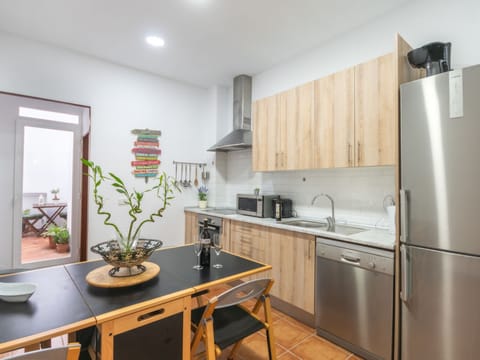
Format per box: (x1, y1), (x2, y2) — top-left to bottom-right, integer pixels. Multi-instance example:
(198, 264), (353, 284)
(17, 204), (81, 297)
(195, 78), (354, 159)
(82, 159), (178, 275)
(51, 188), (60, 201)
(42, 225), (61, 249)
(198, 185), (208, 209)
(54, 227), (70, 253)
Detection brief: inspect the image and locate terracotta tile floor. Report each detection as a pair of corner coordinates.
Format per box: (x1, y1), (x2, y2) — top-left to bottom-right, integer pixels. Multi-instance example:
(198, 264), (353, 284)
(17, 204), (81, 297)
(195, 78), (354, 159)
(196, 285), (364, 360)
(21, 236), (69, 263)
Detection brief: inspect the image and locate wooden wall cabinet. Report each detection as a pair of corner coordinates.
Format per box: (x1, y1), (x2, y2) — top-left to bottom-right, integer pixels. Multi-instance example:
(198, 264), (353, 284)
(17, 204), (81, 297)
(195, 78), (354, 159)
(314, 68), (355, 168)
(354, 53), (396, 166)
(253, 82), (314, 171)
(253, 52), (396, 170)
(252, 95), (277, 171)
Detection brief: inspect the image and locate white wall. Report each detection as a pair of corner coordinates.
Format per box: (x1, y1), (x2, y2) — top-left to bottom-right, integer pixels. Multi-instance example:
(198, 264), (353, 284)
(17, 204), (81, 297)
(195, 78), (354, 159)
(253, 0), (480, 100)
(220, 0), (480, 227)
(224, 150), (394, 227)
(0, 31), (214, 267)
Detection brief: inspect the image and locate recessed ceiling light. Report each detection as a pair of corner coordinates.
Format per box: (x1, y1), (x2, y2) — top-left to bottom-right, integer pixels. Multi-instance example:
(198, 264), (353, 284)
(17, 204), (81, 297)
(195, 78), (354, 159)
(146, 36), (165, 47)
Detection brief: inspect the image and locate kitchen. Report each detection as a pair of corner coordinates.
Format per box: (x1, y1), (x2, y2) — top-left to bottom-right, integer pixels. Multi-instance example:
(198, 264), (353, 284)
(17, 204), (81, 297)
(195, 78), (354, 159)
(1, 0), (480, 359)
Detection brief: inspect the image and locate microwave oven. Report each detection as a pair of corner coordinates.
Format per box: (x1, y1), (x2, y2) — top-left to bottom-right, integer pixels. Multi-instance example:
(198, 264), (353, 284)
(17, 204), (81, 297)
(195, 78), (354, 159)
(236, 194), (279, 218)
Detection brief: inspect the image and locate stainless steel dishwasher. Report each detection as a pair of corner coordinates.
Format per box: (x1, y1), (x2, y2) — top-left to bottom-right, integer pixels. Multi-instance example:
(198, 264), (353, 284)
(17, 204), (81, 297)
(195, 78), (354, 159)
(315, 237), (394, 360)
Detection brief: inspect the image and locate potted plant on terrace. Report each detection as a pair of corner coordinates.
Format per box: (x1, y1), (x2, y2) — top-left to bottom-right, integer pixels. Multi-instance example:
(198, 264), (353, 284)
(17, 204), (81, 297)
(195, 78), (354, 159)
(42, 225), (61, 249)
(198, 185), (208, 209)
(54, 227), (70, 253)
(82, 159), (178, 276)
(51, 188), (60, 201)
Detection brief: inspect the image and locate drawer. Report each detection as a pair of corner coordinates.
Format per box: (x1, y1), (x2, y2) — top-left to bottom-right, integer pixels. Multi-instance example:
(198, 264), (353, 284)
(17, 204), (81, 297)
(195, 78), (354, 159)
(112, 298), (185, 335)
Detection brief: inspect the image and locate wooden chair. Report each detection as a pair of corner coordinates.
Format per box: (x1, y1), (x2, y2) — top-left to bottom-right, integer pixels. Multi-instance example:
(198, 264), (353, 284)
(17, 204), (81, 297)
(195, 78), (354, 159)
(190, 278), (276, 360)
(2, 343), (81, 360)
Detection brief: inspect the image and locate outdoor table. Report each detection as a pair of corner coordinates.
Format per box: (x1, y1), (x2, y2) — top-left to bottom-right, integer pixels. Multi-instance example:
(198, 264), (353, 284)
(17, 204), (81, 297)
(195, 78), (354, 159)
(32, 202), (67, 234)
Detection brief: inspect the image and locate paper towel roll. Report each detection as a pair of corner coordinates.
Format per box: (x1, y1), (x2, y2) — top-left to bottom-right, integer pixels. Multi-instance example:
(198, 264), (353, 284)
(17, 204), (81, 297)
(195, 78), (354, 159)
(386, 205), (396, 235)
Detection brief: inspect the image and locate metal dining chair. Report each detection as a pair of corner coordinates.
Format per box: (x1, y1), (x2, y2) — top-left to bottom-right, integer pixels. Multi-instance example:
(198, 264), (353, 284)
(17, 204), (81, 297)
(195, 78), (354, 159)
(3, 343), (81, 360)
(190, 278), (277, 360)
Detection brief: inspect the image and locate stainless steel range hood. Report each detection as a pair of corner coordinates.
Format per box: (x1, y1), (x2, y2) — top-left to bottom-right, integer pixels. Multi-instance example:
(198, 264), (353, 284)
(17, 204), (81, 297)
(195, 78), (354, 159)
(208, 75), (252, 152)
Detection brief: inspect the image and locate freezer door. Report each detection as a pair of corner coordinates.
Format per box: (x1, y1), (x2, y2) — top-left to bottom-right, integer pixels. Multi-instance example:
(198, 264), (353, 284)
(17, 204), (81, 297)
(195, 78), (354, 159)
(401, 246), (480, 360)
(400, 65), (480, 254)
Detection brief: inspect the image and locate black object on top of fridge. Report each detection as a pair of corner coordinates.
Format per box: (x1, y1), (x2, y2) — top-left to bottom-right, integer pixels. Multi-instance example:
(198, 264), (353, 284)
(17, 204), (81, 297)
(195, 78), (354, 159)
(407, 41), (451, 76)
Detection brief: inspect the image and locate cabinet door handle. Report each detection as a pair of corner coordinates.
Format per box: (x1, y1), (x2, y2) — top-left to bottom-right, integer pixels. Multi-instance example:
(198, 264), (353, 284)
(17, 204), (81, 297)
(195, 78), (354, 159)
(357, 142), (361, 164)
(400, 245), (411, 303)
(400, 189), (409, 243)
(347, 143), (352, 166)
(275, 153), (278, 167)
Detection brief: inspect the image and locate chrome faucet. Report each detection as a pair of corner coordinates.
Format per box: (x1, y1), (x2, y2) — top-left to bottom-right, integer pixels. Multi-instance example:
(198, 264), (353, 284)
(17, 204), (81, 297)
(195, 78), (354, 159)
(311, 193), (335, 229)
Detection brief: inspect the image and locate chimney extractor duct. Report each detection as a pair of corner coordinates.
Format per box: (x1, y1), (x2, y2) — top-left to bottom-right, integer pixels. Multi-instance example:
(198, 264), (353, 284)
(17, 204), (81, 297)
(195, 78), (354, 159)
(208, 75), (252, 152)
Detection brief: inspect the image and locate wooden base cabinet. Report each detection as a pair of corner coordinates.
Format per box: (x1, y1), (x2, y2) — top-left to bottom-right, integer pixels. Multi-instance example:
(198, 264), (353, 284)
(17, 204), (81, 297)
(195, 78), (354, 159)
(184, 211), (198, 245)
(268, 228), (315, 314)
(229, 221), (315, 315)
(230, 221), (270, 281)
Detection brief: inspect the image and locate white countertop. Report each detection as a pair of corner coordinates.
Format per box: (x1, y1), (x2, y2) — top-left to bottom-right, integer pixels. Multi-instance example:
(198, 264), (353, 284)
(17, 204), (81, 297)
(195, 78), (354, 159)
(185, 207), (396, 250)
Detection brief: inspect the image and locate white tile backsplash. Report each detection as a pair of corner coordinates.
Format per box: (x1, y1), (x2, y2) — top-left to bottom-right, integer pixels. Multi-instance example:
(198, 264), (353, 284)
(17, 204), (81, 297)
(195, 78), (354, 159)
(222, 149), (395, 228)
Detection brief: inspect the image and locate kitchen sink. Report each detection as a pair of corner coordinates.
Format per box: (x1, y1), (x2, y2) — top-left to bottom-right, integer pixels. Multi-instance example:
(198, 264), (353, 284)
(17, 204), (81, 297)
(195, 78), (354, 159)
(279, 219), (367, 236)
(280, 219), (329, 228)
(330, 225), (367, 236)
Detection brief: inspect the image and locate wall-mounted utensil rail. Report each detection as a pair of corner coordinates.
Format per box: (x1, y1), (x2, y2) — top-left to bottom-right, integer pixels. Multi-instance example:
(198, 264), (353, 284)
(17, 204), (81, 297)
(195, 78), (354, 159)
(173, 161), (207, 188)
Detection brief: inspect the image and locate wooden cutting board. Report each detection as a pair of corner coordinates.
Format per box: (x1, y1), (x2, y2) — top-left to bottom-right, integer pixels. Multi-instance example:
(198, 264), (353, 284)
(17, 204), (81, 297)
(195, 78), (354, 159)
(86, 262), (160, 288)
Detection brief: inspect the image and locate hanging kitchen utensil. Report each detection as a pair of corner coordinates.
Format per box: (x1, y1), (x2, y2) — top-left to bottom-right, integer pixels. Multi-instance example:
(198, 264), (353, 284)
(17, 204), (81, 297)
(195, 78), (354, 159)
(188, 165), (192, 187)
(184, 164), (189, 187)
(183, 164), (188, 187)
(194, 165), (199, 187)
(174, 163), (178, 185)
(180, 164), (184, 187)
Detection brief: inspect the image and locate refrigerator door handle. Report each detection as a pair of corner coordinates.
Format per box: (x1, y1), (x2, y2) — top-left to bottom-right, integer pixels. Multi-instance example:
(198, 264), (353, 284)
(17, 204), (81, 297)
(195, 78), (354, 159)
(400, 245), (411, 302)
(400, 189), (408, 243)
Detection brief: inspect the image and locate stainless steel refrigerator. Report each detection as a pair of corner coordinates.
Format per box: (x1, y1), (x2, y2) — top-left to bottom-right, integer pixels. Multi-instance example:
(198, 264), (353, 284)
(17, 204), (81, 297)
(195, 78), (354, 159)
(400, 65), (480, 360)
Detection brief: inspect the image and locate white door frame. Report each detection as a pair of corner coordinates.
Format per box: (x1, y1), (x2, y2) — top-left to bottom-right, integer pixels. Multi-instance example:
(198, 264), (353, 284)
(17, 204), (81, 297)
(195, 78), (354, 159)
(13, 116), (82, 268)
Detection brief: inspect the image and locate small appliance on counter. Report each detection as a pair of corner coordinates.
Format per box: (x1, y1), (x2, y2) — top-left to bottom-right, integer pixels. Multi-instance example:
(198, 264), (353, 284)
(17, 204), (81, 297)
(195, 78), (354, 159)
(237, 194), (279, 218)
(272, 198), (293, 221)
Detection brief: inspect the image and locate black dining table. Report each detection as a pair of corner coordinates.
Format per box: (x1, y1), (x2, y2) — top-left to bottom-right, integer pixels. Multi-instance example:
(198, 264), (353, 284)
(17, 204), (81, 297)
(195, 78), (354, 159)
(0, 245), (271, 359)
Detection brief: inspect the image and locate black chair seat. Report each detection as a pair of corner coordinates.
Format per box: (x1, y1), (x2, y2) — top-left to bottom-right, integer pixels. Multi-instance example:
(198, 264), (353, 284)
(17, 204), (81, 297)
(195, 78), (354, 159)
(190, 278), (276, 359)
(192, 305), (266, 350)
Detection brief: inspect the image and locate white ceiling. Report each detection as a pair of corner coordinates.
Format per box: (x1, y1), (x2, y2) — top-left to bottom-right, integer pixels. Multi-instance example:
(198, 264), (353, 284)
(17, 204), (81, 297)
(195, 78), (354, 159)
(0, 0), (411, 87)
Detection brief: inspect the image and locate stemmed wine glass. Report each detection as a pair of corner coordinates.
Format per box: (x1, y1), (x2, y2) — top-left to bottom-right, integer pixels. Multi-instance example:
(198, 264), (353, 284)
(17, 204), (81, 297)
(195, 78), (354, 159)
(193, 241), (203, 270)
(212, 233), (223, 269)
